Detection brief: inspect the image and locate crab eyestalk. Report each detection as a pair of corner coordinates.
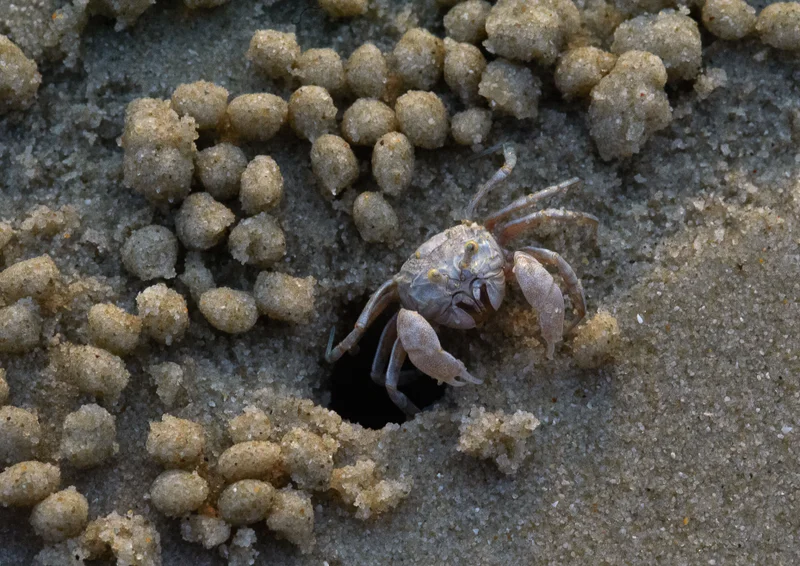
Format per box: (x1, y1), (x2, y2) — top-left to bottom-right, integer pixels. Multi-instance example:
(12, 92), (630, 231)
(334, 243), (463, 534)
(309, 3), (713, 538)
(459, 240), (479, 270)
(427, 268), (444, 282)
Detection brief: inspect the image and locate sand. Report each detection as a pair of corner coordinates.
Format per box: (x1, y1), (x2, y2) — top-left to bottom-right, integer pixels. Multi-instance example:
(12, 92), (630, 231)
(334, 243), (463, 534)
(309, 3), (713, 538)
(1, 0), (799, 563)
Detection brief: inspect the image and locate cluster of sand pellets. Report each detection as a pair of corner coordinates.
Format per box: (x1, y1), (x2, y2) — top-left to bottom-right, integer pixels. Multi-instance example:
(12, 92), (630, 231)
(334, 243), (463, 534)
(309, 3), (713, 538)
(2, 370), (410, 564)
(1, 0), (799, 561)
(0, 365), (144, 563)
(142, 407), (409, 560)
(0, 204), (332, 563)
(33, 510), (163, 566)
(120, 92), (317, 337)
(0, 251), (164, 564)
(0, 222), (167, 564)
(108, 0), (800, 268)
(457, 407), (541, 475)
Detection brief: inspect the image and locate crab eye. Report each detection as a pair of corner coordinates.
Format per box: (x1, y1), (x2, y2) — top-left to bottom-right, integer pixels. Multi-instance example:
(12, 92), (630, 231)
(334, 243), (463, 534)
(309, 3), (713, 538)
(427, 268), (441, 281)
(465, 240), (478, 253)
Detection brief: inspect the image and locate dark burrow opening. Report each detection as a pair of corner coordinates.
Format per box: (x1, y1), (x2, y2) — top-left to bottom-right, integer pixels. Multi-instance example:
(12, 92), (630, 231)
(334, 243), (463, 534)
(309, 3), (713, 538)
(326, 302), (446, 429)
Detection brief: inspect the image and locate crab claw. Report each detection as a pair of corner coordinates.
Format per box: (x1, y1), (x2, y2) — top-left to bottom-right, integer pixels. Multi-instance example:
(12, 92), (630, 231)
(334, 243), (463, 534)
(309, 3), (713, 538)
(453, 372), (483, 386)
(396, 309), (480, 387)
(512, 251), (565, 359)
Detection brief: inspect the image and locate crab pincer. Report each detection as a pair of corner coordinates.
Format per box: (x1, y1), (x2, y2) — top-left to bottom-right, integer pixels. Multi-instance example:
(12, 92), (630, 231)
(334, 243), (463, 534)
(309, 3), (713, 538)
(396, 309), (482, 387)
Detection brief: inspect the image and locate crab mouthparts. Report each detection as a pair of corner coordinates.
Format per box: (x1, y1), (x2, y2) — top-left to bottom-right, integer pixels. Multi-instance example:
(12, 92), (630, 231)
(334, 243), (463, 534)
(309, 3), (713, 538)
(455, 283), (495, 318)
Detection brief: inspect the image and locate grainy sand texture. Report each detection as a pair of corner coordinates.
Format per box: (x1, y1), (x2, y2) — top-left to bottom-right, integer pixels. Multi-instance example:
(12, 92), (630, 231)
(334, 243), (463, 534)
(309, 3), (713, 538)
(1, 0), (799, 564)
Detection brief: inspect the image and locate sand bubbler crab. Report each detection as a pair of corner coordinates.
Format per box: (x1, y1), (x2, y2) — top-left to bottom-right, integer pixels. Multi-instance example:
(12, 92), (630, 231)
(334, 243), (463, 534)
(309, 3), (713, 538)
(327, 144), (599, 415)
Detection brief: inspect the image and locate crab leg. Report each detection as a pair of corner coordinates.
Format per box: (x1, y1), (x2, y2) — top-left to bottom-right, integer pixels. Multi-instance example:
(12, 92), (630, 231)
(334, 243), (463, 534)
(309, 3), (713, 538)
(512, 251), (565, 359)
(385, 338), (420, 415)
(396, 309), (482, 387)
(520, 246), (587, 335)
(464, 143), (517, 220)
(370, 312), (398, 384)
(325, 279), (397, 363)
(496, 208), (599, 245)
(484, 178), (582, 232)
(373, 314), (423, 388)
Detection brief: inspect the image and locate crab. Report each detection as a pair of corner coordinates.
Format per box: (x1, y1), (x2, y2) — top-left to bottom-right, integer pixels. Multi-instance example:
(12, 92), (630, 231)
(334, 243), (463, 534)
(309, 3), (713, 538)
(326, 144), (599, 415)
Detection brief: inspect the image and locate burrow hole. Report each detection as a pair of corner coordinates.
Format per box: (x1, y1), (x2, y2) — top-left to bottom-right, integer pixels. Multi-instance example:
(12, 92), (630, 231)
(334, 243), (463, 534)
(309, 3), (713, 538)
(326, 300), (445, 429)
